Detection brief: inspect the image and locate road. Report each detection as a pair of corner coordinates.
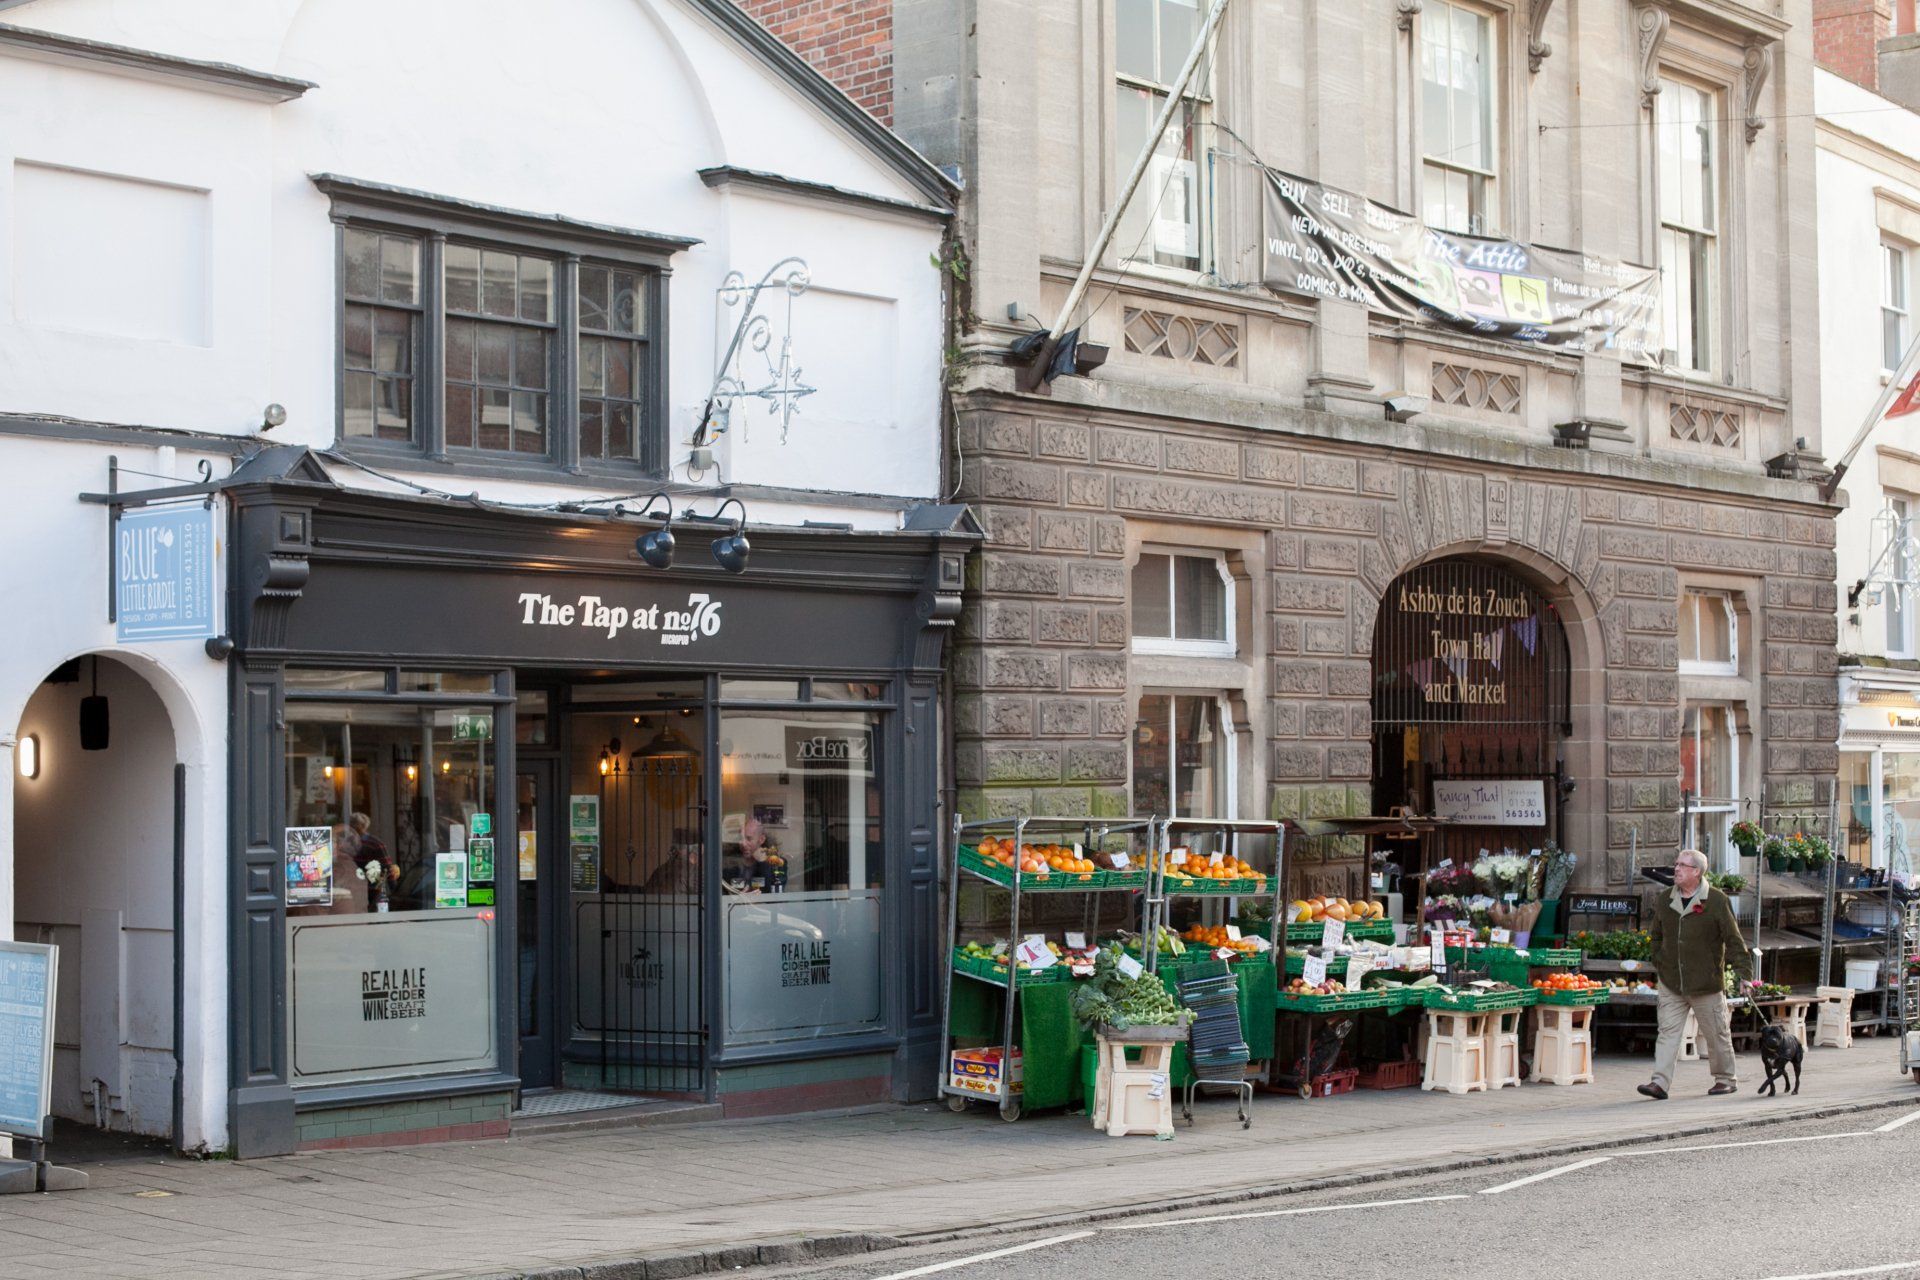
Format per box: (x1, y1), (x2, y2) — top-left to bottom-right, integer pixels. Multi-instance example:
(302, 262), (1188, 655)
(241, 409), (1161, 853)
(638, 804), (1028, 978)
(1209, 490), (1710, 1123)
(766, 1107), (1920, 1280)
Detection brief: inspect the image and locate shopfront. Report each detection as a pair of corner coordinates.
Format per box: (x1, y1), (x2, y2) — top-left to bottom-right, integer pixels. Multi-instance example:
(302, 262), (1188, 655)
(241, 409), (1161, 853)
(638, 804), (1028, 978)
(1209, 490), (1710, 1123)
(1837, 670), (1920, 879)
(223, 459), (971, 1155)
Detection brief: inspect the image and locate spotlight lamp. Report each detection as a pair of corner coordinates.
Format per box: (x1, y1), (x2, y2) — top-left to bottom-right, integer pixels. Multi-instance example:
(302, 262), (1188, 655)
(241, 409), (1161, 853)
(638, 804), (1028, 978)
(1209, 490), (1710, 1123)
(710, 498), (751, 574)
(631, 493), (677, 569)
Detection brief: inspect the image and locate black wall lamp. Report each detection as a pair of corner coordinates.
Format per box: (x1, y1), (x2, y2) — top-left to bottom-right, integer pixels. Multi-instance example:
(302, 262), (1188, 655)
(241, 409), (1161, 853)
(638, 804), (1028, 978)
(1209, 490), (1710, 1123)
(630, 493), (677, 569)
(628, 495), (751, 574)
(710, 498), (750, 574)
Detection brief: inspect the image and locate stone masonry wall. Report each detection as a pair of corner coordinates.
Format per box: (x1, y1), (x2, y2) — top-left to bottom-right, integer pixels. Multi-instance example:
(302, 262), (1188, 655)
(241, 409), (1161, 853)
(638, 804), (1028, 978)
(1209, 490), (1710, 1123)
(950, 402), (1840, 890)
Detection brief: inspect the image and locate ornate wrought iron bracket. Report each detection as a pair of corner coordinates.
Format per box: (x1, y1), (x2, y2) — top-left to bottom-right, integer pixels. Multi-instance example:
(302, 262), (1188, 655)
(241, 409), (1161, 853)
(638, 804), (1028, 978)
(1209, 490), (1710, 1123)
(689, 257), (817, 460)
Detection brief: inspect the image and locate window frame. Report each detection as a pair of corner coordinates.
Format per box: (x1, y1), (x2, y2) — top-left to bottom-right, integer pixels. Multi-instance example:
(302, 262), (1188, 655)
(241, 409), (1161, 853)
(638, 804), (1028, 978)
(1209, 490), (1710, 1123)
(1680, 701), (1740, 873)
(1112, 0), (1215, 275)
(1418, 0), (1502, 238)
(1130, 547), (1237, 659)
(1677, 589), (1739, 677)
(316, 176), (689, 480)
(1655, 77), (1721, 376)
(1891, 494), (1916, 660)
(1128, 689), (1236, 821)
(1886, 239), (1912, 377)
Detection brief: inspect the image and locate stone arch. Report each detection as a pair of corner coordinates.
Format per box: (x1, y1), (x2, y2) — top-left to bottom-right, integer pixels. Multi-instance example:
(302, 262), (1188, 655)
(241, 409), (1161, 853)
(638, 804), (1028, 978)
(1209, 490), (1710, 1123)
(1356, 472), (1611, 884)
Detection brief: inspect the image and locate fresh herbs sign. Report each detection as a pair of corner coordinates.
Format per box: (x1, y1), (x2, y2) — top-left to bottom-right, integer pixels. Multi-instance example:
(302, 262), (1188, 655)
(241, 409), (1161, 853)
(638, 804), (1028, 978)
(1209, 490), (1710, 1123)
(1262, 167), (1660, 362)
(116, 505), (217, 642)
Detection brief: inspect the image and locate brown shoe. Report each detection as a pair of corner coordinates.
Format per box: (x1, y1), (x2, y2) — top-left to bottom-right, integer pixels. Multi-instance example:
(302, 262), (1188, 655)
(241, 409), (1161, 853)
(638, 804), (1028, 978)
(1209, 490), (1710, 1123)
(1637, 1082), (1669, 1100)
(1708, 1083), (1737, 1096)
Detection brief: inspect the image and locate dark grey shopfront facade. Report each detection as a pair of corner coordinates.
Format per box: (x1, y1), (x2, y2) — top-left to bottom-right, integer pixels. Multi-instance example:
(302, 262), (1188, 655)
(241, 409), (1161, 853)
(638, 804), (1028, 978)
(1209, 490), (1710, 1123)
(223, 454), (972, 1157)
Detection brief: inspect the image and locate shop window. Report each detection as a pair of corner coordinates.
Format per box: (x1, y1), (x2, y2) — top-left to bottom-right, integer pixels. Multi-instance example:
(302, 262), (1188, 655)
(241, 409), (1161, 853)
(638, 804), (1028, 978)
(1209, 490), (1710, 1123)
(1131, 550), (1233, 656)
(811, 680), (887, 702)
(1680, 703), (1738, 870)
(285, 667), (388, 692)
(321, 177), (680, 476)
(400, 670), (499, 694)
(515, 689), (550, 745)
(282, 701), (500, 1087)
(1656, 80), (1719, 374)
(1882, 753), (1920, 880)
(718, 708), (885, 1045)
(1114, 0), (1210, 272)
(1132, 692), (1228, 820)
(1678, 590), (1738, 676)
(1890, 495), (1915, 660)
(1886, 240), (1911, 374)
(1420, 0), (1500, 236)
(1842, 750), (1874, 869)
(720, 678), (804, 701)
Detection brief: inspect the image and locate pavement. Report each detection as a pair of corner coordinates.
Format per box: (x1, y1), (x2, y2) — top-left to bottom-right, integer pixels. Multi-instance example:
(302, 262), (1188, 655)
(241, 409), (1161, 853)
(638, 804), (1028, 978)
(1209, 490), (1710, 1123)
(2, 1041), (1915, 1280)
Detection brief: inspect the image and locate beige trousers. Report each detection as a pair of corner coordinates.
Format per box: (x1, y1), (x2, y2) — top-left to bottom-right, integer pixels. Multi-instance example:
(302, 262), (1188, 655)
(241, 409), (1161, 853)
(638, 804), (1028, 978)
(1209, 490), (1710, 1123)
(1653, 987), (1737, 1089)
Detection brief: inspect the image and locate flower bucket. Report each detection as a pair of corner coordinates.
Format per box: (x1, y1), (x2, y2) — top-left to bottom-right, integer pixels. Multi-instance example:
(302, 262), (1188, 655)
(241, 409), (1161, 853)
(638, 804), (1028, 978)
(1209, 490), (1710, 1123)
(1766, 854), (1789, 874)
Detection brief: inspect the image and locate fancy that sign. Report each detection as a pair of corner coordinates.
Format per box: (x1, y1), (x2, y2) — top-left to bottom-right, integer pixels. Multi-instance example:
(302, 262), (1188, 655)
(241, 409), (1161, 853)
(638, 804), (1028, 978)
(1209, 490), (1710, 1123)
(1261, 167), (1659, 362)
(517, 590), (723, 645)
(116, 504), (217, 642)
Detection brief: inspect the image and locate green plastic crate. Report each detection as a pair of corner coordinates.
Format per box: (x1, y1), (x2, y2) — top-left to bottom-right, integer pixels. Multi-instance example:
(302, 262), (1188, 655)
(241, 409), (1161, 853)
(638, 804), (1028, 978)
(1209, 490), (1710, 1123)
(1372, 985), (1431, 1013)
(1533, 986), (1614, 1007)
(1523, 947), (1583, 967)
(1275, 989), (1388, 1014)
(1285, 919), (1395, 943)
(1282, 953), (1351, 977)
(1101, 868), (1150, 891)
(1421, 987), (1538, 1012)
(951, 948), (1072, 987)
(1162, 874), (1268, 896)
(956, 846), (1104, 891)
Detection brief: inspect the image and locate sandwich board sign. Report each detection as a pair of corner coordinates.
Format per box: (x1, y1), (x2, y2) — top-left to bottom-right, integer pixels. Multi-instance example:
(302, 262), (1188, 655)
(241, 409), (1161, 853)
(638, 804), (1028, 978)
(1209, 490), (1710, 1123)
(0, 942), (56, 1139)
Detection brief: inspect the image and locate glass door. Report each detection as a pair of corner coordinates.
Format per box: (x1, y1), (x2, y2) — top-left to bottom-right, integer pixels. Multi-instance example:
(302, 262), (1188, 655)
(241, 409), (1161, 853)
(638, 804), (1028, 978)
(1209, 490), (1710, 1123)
(517, 759), (562, 1088)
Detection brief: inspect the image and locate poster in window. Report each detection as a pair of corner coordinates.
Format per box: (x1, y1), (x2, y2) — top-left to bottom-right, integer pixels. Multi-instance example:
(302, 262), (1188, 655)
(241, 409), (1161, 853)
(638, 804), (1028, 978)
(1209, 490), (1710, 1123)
(286, 826), (334, 906)
(569, 843), (602, 893)
(435, 853), (468, 909)
(467, 836), (495, 884)
(569, 795), (600, 840)
(752, 800), (788, 830)
(518, 830), (538, 882)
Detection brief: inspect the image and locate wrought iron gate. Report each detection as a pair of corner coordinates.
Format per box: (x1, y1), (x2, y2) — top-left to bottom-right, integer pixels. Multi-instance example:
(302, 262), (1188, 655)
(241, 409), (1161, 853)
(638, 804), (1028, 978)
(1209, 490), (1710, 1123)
(1371, 557), (1570, 863)
(586, 752), (707, 1094)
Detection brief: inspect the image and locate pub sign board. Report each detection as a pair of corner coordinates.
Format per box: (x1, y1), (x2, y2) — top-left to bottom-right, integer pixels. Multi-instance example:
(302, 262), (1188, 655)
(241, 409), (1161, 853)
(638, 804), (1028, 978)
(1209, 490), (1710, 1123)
(116, 504), (217, 642)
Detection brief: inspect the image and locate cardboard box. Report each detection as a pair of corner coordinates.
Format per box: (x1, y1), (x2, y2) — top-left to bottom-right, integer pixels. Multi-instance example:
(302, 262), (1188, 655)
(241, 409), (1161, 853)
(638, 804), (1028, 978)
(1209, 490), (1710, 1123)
(948, 1047), (1023, 1097)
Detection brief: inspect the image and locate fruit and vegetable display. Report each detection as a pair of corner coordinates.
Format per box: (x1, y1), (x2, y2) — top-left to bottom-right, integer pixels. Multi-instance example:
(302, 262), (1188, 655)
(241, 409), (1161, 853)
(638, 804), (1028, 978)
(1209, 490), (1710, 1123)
(974, 837), (1098, 877)
(1158, 848), (1264, 881)
(1570, 930), (1653, 961)
(1182, 924), (1264, 954)
(1532, 973), (1605, 993)
(1069, 944), (1194, 1031)
(1287, 896), (1386, 922)
(1284, 977), (1349, 996)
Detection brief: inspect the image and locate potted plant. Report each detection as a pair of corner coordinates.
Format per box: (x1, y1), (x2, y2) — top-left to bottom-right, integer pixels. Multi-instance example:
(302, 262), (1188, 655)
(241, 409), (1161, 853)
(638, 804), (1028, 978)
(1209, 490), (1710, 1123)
(1762, 833), (1790, 874)
(1730, 820), (1764, 859)
(1708, 870), (1746, 913)
(1800, 832), (1834, 874)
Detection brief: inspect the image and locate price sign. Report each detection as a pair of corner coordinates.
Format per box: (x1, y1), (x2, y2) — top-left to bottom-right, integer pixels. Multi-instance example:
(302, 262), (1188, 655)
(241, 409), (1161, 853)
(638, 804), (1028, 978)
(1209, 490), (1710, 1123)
(1109, 850), (1130, 870)
(1065, 932), (1087, 950)
(1302, 954), (1329, 987)
(1225, 924), (1242, 942)
(1346, 956), (1373, 989)
(1117, 954), (1145, 980)
(1014, 937), (1054, 970)
(1321, 919), (1346, 951)
(1491, 927), (1512, 946)
(1430, 934), (1449, 973)
(1504, 892), (1518, 905)
(1209, 850), (1225, 867)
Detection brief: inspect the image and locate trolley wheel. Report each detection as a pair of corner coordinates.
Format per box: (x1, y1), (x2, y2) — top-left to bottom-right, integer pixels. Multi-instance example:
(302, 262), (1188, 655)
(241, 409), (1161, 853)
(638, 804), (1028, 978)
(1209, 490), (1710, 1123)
(1297, 1083), (1313, 1100)
(999, 1101), (1023, 1122)
(946, 1096), (970, 1113)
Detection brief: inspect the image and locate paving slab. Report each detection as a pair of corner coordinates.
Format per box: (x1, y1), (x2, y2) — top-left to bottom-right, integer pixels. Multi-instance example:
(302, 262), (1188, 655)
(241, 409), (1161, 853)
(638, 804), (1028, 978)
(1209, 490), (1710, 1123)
(0, 1043), (1911, 1280)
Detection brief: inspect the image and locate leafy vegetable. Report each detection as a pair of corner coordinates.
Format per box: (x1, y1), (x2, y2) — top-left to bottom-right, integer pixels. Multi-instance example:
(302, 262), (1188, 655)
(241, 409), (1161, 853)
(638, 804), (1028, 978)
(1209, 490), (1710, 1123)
(1069, 944), (1193, 1032)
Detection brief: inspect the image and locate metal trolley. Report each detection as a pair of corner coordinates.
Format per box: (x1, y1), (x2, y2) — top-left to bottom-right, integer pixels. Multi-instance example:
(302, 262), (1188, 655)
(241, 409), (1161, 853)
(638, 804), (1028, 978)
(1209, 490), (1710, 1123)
(939, 815), (1156, 1121)
(1900, 896), (1920, 1084)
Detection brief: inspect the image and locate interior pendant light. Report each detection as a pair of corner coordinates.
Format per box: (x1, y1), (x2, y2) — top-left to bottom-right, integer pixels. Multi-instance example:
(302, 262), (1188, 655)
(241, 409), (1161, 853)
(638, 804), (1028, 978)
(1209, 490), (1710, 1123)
(79, 655), (109, 752)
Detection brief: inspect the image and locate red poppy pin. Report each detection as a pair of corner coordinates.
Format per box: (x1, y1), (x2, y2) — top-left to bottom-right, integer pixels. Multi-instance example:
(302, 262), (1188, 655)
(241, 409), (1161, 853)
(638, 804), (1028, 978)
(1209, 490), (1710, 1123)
(1690, 902), (1706, 915)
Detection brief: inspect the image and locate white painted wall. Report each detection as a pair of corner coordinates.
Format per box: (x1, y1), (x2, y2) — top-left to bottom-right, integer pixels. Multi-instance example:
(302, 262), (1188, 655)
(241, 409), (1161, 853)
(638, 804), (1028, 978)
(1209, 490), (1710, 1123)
(1818, 68), (1920, 659)
(0, 0), (947, 508)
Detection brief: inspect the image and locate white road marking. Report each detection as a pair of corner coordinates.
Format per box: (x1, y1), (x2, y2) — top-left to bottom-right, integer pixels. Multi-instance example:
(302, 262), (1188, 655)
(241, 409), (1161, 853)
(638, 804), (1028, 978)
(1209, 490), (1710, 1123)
(1615, 1131), (1874, 1157)
(1104, 1193), (1467, 1230)
(1753, 1262), (1920, 1280)
(1477, 1156), (1610, 1194)
(867, 1231), (1095, 1280)
(1874, 1108), (1920, 1134)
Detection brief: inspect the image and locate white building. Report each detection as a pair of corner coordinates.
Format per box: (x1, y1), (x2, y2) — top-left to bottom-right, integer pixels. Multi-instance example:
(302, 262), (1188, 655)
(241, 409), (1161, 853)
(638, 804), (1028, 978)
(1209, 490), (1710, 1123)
(1819, 59), (1920, 881)
(0, 0), (963, 1157)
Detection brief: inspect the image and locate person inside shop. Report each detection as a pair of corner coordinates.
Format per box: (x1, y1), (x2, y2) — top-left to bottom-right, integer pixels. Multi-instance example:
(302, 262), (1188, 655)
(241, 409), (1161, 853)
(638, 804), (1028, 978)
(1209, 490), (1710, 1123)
(641, 829), (702, 895)
(349, 812), (392, 908)
(1638, 847), (1751, 1100)
(722, 815), (779, 893)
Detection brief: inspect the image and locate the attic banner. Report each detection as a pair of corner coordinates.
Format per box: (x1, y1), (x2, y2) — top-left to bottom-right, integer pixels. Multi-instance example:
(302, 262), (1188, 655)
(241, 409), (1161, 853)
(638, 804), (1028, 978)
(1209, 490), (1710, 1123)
(1262, 168), (1660, 364)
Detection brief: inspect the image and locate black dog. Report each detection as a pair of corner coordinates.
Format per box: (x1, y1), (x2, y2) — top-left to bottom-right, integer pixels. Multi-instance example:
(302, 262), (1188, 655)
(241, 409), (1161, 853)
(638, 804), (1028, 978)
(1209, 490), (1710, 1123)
(1758, 1024), (1804, 1097)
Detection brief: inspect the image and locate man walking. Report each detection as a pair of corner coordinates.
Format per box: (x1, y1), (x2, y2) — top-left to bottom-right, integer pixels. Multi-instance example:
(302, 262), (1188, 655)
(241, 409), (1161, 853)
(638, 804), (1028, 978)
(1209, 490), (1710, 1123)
(1639, 848), (1751, 1099)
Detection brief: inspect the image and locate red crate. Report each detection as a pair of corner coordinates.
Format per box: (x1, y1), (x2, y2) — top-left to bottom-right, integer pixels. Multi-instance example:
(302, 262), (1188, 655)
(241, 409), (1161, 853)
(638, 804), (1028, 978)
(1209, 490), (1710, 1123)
(1356, 1059), (1420, 1090)
(1307, 1068), (1359, 1098)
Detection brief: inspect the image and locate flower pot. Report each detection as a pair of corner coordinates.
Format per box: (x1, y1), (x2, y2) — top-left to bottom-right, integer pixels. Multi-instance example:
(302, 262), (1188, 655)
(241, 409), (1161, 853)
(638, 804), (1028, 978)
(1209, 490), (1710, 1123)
(1787, 856), (1806, 874)
(1766, 854), (1789, 874)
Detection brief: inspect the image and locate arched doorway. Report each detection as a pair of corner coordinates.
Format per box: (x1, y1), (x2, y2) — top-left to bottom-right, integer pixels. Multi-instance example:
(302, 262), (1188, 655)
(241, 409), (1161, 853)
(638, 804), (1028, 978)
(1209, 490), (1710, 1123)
(12, 654), (180, 1143)
(1372, 557), (1571, 867)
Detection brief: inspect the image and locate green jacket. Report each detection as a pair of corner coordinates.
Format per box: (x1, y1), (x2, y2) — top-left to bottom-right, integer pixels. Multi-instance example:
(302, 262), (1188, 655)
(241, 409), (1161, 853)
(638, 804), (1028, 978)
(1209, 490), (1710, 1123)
(1647, 884), (1752, 996)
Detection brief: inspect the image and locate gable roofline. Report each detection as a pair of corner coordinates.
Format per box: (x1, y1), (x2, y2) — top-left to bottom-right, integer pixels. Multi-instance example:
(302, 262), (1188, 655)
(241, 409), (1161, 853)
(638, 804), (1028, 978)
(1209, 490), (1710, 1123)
(0, 19), (313, 101)
(678, 0), (956, 207)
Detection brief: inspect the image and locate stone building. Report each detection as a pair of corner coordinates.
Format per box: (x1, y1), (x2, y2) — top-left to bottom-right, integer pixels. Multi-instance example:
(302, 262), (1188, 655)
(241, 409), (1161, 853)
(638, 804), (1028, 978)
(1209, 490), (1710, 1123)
(758, 0), (1841, 892)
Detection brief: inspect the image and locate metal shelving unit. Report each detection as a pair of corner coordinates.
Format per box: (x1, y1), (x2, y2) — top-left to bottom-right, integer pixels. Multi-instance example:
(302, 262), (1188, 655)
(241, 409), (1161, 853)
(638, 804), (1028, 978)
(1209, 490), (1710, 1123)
(1900, 898), (1920, 1083)
(1146, 817), (1287, 968)
(938, 815), (1155, 1121)
(1817, 859), (1901, 1033)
